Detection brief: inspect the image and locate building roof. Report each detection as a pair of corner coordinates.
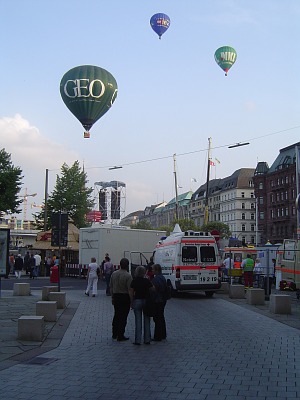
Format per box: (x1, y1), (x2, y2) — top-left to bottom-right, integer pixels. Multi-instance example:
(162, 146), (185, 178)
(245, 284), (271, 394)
(33, 223), (79, 251)
(191, 168), (255, 201)
(268, 142), (300, 173)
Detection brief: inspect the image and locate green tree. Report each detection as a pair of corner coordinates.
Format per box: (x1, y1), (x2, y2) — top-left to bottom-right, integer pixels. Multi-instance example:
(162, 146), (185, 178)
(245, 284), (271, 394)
(34, 161), (94, 229)
(0, 149), (23, 214)
(131, 220), (153, 230)
(158, 219), (199, 236)
(200, 222), (231, 238)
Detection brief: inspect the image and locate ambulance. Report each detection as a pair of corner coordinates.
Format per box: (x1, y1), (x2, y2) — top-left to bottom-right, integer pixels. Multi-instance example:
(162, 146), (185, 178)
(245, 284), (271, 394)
(276, 239), (300, 295)
(153, 225), (221, 297)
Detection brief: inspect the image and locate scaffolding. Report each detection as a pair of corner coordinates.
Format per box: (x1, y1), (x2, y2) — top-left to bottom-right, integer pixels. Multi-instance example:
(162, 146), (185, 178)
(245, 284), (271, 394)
(94, 181), (126, 225)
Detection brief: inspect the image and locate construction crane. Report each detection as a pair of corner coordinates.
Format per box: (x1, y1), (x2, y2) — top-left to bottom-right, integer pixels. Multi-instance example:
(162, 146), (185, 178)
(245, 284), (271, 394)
(19, 188), (37, 220)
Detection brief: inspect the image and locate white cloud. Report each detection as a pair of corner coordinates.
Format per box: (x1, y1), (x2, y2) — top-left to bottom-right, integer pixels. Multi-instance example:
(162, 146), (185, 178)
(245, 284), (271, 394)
(0, 114), (80, 216)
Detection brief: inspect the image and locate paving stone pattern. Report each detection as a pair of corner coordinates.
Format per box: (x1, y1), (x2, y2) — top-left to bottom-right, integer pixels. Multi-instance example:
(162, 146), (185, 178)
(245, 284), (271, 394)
(0, 290), (299, 400)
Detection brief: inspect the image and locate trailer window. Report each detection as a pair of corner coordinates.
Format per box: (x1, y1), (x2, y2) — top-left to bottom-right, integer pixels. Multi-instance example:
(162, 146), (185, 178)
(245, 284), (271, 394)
(182, 246), (197, 263)
(200, 246), (216, 262)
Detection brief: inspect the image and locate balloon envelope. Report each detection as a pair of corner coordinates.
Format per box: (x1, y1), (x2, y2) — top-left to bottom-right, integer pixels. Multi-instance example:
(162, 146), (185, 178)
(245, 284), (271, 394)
(214, 46), (237, 76)
(150, 13), (170, 39)
(60, 65), (118, 135)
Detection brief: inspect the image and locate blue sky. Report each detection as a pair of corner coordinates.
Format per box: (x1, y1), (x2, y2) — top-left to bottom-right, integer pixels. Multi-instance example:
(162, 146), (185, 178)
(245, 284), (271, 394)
(1, 0), (299, 218)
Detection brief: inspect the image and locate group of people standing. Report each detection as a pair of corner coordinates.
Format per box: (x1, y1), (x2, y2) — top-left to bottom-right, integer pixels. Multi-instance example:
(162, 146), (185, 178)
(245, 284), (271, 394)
(222, 253), (276, 289)
(84, 254), (169, 344)
(8, 252), (41, 279)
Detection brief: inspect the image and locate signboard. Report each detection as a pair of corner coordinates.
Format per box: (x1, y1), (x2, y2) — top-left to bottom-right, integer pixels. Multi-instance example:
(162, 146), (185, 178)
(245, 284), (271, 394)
(0, 229), (9, 276)
(51, 212), (68, 247)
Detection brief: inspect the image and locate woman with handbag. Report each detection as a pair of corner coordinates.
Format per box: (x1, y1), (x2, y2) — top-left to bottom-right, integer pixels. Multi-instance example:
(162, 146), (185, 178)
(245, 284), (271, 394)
(152, 263), (168, 341)
(129, 266), (153, 345)
(85, 257), (99, 297)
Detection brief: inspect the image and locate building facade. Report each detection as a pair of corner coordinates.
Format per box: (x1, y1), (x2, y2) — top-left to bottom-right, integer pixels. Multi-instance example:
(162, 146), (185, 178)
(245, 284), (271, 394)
(253, 143), (300, 244)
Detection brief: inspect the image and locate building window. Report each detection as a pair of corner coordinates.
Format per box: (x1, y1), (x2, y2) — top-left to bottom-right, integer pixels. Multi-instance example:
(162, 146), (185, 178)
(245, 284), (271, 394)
(251, 224), (255, 231)
(242, 224), (246, 231)
(251, 236), (255, 244)
(285, 207), (289, 216)
(250, 192), (254, 198)
(242, 213), (245, 220)
(251, 203), (255, 209)
(270, 209), (274, 218)
(242, 236), (246, 243)
(259, 197), (263, 205)
(276, 193), (280, 202)
(270, 193), (274, 203)
(285, 191), (288, 200)
(250, 213), (255, 220)
(241, 192), (245, 198)
(285, 176), (288, 184)
(277, 209), (280, 217)
(242, 202), (245, 209)
(281, 192), (284, 201)
(270, 180), (274, 187)
(260, 212), (264, 220)
(259, 182), (263, 189)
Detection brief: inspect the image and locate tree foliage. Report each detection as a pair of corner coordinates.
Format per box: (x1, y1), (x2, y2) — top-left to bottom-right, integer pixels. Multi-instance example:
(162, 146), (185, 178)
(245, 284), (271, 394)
(34, 161), (94, 230)
(131, 220), (153, 230)
(0, 149), (23, 214)
(158, 219), (199, 236)
(200, 222), (231, 238)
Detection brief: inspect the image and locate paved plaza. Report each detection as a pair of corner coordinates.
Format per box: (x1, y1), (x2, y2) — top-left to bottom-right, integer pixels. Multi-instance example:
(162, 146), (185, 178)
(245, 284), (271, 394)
(0, 285), (299, 400)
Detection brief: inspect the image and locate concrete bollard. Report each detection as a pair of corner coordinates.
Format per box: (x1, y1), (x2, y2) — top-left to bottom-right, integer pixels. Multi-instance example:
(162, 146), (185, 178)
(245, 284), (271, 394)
(18, 316), (44, 341)
(13, 283), (31, 296)
(269, 294), (291, 314)
(48, 292), (66, 309)
(229, 284), (245, 299)
(36, 301), (57, 322)
(246, 288), (265, 305)
(220, 282), (230, 294)
(42, 286), (58, 301)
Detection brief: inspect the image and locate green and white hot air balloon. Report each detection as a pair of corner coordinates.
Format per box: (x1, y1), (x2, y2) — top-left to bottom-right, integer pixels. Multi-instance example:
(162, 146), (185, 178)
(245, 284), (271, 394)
(214, 46), (237, 76)
(60, 65), (118, 138)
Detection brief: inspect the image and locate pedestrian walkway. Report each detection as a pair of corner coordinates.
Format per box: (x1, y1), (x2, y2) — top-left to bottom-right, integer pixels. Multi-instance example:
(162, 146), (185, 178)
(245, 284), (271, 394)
(0, 288), (299, 400)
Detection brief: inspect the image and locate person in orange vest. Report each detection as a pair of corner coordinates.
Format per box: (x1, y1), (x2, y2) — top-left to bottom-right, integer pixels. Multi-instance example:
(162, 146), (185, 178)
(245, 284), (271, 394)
(241, 254), (254, 289)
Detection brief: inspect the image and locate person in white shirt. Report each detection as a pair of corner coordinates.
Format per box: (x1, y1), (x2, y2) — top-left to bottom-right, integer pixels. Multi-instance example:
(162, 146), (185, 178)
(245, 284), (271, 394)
(34, 253), (41, 277)
(85, 257), (99, 297)
(222, 255), (234, 278)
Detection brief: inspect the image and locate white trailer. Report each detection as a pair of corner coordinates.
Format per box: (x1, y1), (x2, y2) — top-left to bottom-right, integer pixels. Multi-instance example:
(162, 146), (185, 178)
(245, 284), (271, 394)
(79, 226), (166, 270)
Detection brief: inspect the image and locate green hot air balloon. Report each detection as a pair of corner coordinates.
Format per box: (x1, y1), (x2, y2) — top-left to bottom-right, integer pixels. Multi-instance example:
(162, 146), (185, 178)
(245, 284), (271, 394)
(60, 65), (118, 138)
(214, 46), (237, 76)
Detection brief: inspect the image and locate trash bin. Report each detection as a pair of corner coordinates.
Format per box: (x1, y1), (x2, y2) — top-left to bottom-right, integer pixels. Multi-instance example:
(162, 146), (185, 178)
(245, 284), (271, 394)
(50, 266), (59, 283)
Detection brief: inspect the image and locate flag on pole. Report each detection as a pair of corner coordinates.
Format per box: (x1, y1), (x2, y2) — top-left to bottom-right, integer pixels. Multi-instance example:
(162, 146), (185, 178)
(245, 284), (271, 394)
(191, 178), (197, 182)
(209, 160), (215, 166)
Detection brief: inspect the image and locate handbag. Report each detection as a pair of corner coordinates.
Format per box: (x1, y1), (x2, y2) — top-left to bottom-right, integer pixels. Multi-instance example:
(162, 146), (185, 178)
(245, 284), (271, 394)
(143, 293), (156, 317)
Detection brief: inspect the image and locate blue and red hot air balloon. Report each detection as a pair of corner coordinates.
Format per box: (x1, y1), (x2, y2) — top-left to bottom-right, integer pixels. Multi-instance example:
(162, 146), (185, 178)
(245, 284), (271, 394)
(150, 13), (170, 39)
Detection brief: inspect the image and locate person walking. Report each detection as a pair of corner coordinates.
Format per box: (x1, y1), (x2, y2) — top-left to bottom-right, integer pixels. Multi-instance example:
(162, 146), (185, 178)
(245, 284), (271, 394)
(110, 258), (132, 341)
(29, 254), (36, 279)
(14, 254), (23, 279)
(103, 256), (114, 295)
(129, 266), (153, 345)
(152, 264), (168, 341)
(241, 254), (255, 289)
(85, 257), (99, 297)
